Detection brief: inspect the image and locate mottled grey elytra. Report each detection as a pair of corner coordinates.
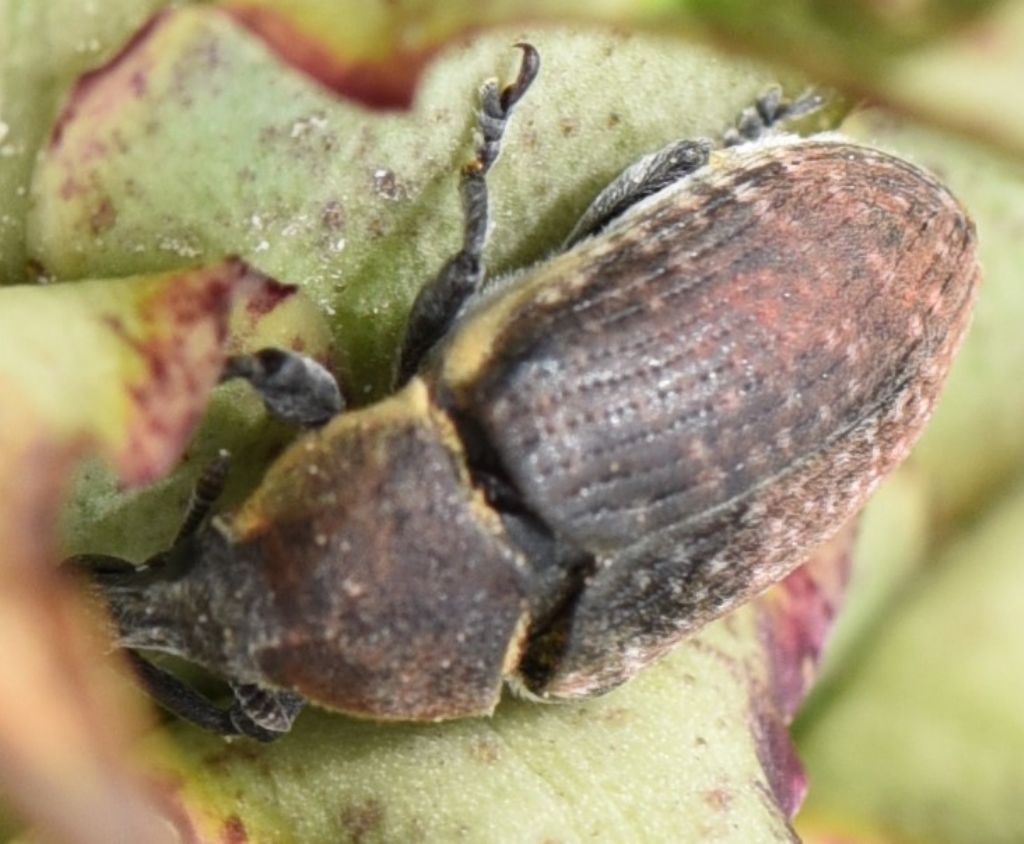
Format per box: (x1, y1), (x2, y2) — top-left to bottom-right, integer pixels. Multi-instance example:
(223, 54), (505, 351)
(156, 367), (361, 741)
(76, 46), (978, 740)
(439, 136), (978, 697)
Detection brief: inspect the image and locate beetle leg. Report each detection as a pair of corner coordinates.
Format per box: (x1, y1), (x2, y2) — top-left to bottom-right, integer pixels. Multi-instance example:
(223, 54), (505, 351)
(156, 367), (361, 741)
(228, 683), (306, 740)
(563, 88), (824, 248)
(562, 138), (712, 248)
(723, 87), (824, 147)
(124, 654), (301, 741)
(396, 44), (540, 385)
(125, 651), (249, 737)
(221, 348), (343, 427)
(173, 449), (231, 544)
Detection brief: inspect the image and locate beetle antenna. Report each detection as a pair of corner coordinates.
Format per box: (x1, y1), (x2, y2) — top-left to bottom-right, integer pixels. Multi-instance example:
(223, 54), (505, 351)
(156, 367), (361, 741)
(173, 450), (230, 544)
(221, 349), (343, 428)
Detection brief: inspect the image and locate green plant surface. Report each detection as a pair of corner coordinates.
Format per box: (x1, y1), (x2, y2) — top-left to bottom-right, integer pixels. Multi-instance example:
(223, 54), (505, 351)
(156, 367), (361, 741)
(0, 0), (173, 284)
(139, 531), (852, 843)
(214, 0), (1024, 157)
(1, 1), (1022, 841)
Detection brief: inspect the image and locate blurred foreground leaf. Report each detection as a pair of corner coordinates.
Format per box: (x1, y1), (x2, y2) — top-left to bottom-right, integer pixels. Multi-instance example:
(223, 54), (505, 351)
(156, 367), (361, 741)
(797, 478), (1024, 843)
(0, 260), (287, 843)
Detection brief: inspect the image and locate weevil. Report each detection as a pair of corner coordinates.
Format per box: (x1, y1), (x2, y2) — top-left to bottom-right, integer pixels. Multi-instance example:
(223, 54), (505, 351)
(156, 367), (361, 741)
(71, 45), (979, 740)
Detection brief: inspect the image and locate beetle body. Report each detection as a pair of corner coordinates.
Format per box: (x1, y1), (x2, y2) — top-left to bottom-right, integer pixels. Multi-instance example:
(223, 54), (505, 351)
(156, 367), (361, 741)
(105, 134), (978, 727)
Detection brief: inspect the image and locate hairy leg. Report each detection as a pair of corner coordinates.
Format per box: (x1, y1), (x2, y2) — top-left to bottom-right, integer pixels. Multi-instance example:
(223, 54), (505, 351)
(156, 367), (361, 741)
(396, 44), (540, 384)
(564, 88), (823, 248)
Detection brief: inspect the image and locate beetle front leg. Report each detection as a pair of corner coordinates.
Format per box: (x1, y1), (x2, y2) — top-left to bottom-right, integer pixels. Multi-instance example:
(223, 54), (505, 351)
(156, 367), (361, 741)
(396, 43), (540, 384)
(222, 348), (343, 428)
(126, 652), (246, 737)
(173, 449), (231, 544)
(127, 654), (303, 741)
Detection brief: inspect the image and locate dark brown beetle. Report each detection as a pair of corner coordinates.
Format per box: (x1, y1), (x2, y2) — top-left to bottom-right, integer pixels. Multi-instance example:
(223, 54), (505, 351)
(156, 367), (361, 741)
(74, 45), (979, 740)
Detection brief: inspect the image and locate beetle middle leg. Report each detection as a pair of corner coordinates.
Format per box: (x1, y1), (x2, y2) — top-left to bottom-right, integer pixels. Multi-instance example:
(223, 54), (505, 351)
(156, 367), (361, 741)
(396, 43), (540, 384)
(563, 88), (824, 248)
(228, 683), (306, 739)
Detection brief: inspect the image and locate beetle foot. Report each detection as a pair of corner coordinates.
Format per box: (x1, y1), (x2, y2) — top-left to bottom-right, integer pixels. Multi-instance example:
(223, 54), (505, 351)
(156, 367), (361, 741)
(565, 87), (823, 247)
(64, 552), (138, 578)
(222, 348), (343, 428)
(228, 683), (305, 741)
(723, 88), (824, 147)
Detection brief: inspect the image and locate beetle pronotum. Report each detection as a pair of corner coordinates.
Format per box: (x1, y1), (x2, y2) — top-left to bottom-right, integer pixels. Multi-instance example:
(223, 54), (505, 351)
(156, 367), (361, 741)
(72, 44), (979, 740)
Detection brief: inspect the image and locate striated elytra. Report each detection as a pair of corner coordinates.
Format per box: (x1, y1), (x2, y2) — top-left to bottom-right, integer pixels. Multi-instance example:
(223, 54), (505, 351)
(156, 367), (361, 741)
(75, 47), (979, 739)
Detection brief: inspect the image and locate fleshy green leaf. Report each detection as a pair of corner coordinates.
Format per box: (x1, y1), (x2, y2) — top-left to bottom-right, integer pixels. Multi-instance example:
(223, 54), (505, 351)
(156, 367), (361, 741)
(0, 0), (174, 285)
(30, 12), (806, 397)
(217, 1), (1024, 157)
(144, 530), (853, 843)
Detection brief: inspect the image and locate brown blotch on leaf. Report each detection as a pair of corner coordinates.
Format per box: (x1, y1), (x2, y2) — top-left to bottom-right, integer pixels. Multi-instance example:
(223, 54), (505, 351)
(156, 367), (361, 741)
(221, 814), (248, 844)
(226, 6), (437, 109)
(702, 788), (734, 812)
(244, 277), (295, 319)
(339, 799), (385, 843)
(321, 199), (347, 232)
(598, 706), (631, 726)
(90, 198), (117, 235)
(471, 737), (502, 764)
(105, 259), (282, 485)
(50, 10), (170, 148)
(371, 168), (408, 202)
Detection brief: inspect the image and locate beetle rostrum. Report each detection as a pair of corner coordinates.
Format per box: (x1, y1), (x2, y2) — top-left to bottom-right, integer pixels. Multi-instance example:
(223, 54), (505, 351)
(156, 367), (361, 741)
(72, 44), (979, 740)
